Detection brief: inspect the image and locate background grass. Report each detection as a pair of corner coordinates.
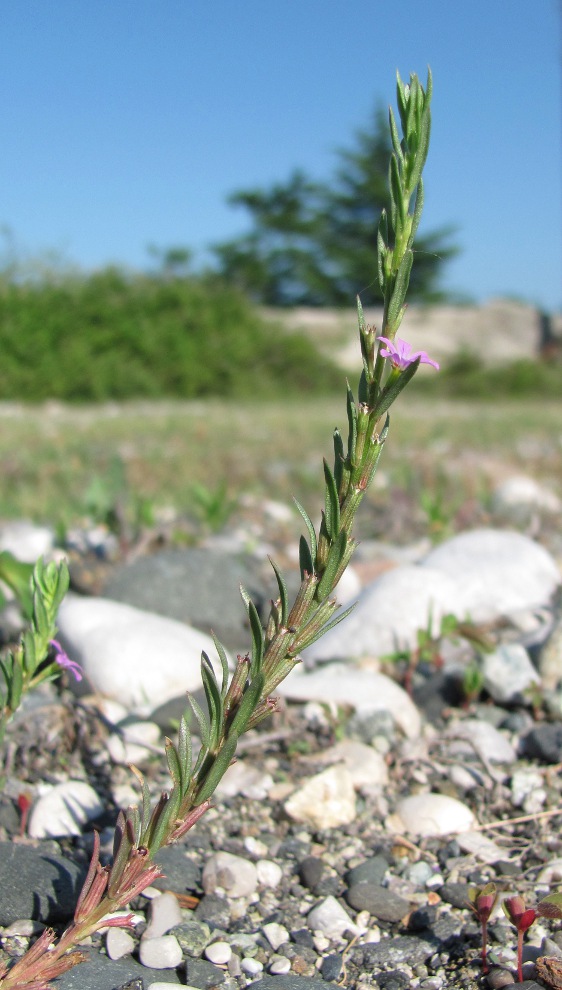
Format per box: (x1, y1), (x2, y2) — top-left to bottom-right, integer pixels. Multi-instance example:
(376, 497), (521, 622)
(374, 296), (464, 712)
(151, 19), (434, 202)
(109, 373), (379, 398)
(0, 396), (559, 534)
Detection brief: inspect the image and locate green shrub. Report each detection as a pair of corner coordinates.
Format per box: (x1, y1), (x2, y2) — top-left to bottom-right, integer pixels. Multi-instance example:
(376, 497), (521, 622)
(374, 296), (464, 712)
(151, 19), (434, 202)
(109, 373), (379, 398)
(0, 269), (342, 401)
(411, 348), (562, 400)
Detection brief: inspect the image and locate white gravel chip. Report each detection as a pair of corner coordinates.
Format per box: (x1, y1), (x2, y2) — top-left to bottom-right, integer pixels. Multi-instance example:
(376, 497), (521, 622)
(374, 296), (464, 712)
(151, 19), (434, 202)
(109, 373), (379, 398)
(28, 781), (104, 838)
(143, 892), (182, 940)
(202, 851), (258, 899)
(307, 895), (359, 939)
(139, 934), (183, 969)
(204, 941), (232, 965)
(394, 793), (475, 837)
(106, 927), (135, 960)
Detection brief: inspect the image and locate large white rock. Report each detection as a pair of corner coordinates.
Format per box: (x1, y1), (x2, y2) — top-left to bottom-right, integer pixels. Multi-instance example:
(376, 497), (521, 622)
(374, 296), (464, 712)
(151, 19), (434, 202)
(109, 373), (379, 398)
(28, 780), (104, 838)
(0, 521), (55, 563)
(394, 793), (475, 837)
(422, 528), (560, 622)
(284, 764), (356, 830)
(56, 594), (226, 712)
(278, 664), (421, 739)
(303, 565), (461, 662)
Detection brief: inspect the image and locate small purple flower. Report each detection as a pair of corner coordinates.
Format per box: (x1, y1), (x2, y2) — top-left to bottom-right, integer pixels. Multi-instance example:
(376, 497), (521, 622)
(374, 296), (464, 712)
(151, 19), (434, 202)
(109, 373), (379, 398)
(49, 639), (83, 682)
(378, 336), (440, 371)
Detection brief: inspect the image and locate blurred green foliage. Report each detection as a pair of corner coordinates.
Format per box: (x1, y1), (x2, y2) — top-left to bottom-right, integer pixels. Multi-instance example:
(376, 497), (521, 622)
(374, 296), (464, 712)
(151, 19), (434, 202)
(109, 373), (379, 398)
(0, 268), (343, 401)
(411, 349), (562, 399)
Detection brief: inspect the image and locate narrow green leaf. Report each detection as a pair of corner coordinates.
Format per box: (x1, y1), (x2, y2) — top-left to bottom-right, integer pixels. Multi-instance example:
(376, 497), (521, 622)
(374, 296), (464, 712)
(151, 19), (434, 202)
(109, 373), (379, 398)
(247, 599), (265, 674)
(323, 459), (340, 541)
(189, 694), (211, 750)
(211, 634), (230, 698)
(386, 249), (413, 330)
(346, 384), (357, 464)
(293, 498), (317, 562)
(388, 106), (404, 165)
(269, 557), (289, 627)
(196, 732), (239, 803)
(389, 155), (405, 229)
(201, 652), (223, 734)
(299, 535), (314, 581)
(177, 710), (192, 793)
(295, 601), (357, 652)
(229, 672), (265, 737)
(8, 660), (23, 711)
(165, 739), (182, 786)
(333, 428), (345, 493)
(316, 530), (348, 601)
(410, 177), (424, 243)
(148, 785), (182, 855)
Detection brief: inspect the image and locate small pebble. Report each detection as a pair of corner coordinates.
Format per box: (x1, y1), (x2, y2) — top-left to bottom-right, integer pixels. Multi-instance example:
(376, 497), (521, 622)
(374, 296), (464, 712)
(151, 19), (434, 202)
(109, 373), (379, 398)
(257, 859), (283, 888)
(106, 926), (135, 960)
(269, 955), (291, 974)
(205, 940), (232, 965)
(262, 922), (290, 950)
(139, 934), (183, 969)
(241, 957), (264, 975)
(143, 892), (182, 939)
(487, 967), (516, 987)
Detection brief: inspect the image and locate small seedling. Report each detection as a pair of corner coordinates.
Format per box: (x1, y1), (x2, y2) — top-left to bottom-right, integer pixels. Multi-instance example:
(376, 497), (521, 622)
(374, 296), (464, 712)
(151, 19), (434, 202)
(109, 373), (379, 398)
(468, 882), (498, 974)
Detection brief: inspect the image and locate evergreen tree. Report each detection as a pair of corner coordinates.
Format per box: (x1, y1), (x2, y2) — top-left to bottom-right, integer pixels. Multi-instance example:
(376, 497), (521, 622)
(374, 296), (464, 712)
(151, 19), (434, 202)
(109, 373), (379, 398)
(212, 106), (457, 306)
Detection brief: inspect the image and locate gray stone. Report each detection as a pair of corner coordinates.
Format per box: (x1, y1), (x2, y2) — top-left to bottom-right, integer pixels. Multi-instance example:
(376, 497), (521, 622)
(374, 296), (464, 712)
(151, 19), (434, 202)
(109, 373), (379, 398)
(539, 617), (562, 690)
(0, 841), (85, 925)
(55, 947), (180, 988)
(345, 883), (409, 921)
(169, 920), (212, 957)
(152, 846), (202, 895)
(102, 548), (267, 650)
(358, 934), (437, 968)
(482, 644), (541, 704)
(184, 957), (226, 987)
(202, 851), (258, 898)
(251, 979), (335, 989)
(345, 855), (388, 888)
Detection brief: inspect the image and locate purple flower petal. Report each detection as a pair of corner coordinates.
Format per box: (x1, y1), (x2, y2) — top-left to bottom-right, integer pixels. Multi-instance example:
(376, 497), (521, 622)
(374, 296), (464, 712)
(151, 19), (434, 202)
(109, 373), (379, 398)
(378, 335), (439, 371)
(49, 639), (83, 682)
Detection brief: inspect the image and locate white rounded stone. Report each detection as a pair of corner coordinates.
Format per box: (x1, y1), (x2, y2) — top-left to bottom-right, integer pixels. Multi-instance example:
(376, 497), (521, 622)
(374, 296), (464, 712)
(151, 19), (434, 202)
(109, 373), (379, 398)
(303, 564), (460, 660)
(56, 594), (228, 712)
(107, 720), (161, 766)
(284, 764), (356, 830)
(269, 956), (291, 974)
(307, 895), (359, 938)
(202, 851), (258, 899)
(143, 892), (182, 939)
(278, 664), (421, 739)
(205, 941), (232, 965)
(139, 934), (183, 969)
(106, 927), (135, 960)
(395, 793), (475, 837)
(256, 859), (283, 889)
(422, 528), (560, 622)
(0, 521), (54, 563)
(28, 781), (104, 838)
(311, 739), (388, 789)
(262, 922), (289, 950)
(241, 957), (263, 975)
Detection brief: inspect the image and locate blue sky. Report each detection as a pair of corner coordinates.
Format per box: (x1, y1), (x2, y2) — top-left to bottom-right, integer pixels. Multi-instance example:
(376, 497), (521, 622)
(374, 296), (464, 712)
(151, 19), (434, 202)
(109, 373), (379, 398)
(2, 1), (561, 310)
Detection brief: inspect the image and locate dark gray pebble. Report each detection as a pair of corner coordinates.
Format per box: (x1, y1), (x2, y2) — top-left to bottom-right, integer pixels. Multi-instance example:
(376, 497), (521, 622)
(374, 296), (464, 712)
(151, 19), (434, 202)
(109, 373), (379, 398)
(102, 548), (267, 651)
(409, 905), (438, 930)
(345, 883), (410, 921)
(252, 979), (336, 988)
(299, 855), (324, 891)
(152, 845), (202, 894)
(375, 971), (411, 990)
(291, 928), (316, 949)
(194, 892), (231, 929)
(521, 724), (562, 763)
(355, 935), (436, 968)
(438, 881), (470, 910)
(320, 953), (343, 981)
(345, 854), (388, 887)
(55, 947), (180, 988)
(184, 957), (226, 987)
(0, 841), (85, 925)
